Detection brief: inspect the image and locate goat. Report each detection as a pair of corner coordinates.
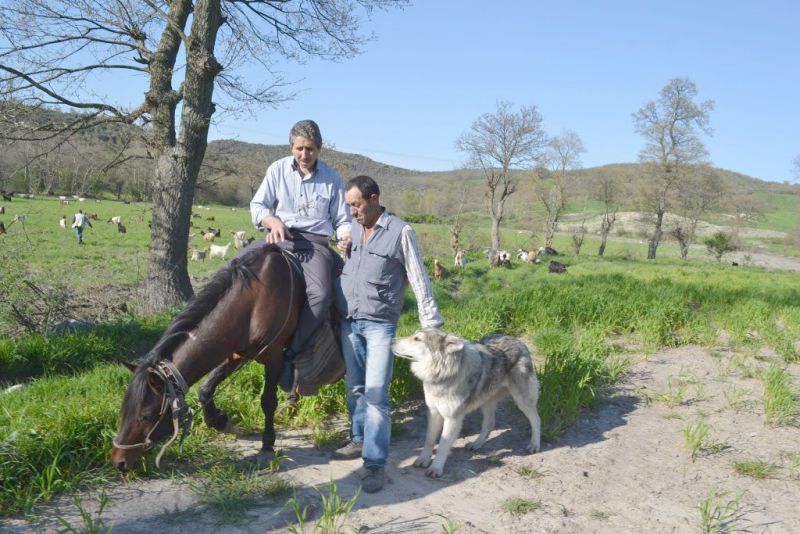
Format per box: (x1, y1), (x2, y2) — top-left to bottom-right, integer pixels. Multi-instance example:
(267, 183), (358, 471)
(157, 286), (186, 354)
(84, 211), (99, 221)
(200, 230), (216, 242)
(131, 214), (144, 223)
(548, 261), (567, 274)
(731, 261), (739, 267)
(207, 226), (221, 237)
(516, 249), (528, 262)
(524, 250), (537, 264)
(490, 250), (511, 267)
(107, 216), (121, 225)
(209, 242), (232, 259)
(232, 230), (248, 249)
(434, 259), (445, 281)
(1, 192), (11, 202)
(190, 248), (207, 261)
(59, 216), (67, 229)
(0, 206), (5, 214)
(453, 250), (467, 270)
(117, 222), (127, 234)
(206, 215), (216, 222)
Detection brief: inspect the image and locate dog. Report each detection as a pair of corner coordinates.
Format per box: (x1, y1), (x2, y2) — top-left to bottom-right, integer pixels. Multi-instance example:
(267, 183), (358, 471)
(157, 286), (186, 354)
(392, 328), (541, 478)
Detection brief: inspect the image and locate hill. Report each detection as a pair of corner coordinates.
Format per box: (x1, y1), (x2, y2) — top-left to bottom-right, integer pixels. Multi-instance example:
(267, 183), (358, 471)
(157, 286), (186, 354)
(0, 105), (797, 235)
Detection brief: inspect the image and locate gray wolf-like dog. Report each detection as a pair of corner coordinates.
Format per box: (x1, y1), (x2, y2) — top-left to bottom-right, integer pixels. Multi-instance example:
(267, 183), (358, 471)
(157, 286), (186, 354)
(392, 328), (541, 477)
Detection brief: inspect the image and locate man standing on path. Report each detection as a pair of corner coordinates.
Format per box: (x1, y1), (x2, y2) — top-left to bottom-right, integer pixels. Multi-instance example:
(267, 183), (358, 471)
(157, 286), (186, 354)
(333, 175), (443, 493)
(71, 209), (92, 244)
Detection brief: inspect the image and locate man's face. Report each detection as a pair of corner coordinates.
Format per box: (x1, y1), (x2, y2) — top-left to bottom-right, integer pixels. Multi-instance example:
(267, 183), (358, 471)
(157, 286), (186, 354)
(291, 136), (319, 174)
(345, 187), (380, 227)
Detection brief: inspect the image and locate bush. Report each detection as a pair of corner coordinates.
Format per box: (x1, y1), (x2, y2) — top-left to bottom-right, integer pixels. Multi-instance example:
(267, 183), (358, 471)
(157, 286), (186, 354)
(704, 232), (738, 261)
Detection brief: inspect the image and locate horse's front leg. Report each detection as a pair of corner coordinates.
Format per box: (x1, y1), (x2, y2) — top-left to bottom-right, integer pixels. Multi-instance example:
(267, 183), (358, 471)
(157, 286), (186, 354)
(260, 349), (284, 453)
(198, 356), (243, 432)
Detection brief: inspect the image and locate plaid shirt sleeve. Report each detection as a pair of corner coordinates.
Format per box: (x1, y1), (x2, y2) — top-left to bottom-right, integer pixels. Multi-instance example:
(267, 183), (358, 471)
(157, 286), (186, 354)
(399, 224), (444, 328)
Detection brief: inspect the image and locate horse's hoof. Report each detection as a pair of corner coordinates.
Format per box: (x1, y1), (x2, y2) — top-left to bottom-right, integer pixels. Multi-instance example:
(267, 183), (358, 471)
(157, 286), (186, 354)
(256, 449), (275, 469)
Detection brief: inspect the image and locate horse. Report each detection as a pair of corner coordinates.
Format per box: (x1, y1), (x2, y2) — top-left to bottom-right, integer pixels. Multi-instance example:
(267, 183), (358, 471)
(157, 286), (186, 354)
(110, 243), (304, 471)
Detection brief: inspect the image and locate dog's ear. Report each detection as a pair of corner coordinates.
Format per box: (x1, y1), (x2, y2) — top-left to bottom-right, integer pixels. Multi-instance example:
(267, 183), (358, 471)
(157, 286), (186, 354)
(445, 334), (464, 353)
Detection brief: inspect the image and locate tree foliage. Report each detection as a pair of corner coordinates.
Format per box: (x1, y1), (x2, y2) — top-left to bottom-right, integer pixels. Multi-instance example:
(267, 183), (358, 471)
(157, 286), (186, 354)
(633, 77), (714, 259)
(0, 0), (405, 311)
(704, 232), (738, 262)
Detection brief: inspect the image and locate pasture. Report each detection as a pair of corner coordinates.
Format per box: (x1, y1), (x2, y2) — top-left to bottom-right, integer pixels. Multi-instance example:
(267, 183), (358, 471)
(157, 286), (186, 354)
(1, 196), (799, 530)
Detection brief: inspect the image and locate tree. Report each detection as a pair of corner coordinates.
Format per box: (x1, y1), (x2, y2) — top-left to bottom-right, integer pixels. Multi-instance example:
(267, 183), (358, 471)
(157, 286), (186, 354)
(537, 130), (585, 247)
(592, 169), (619, 257)
(0, 0), (404, 311)
(456, 101), (546, 251)
(633, 78), (714, 259)
(704, 232), (737, 262)
(671, 167), (724, 259)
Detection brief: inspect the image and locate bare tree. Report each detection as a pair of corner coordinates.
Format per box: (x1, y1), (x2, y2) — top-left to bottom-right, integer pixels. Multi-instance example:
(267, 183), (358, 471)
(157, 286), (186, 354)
(456, 101), (546, 251)
(670, 167), (724, 259)
(592, 169), (619, 257)
(0, 0), (404, 311)
(633, 78), (714, 259)
(537, 129), (585, 247)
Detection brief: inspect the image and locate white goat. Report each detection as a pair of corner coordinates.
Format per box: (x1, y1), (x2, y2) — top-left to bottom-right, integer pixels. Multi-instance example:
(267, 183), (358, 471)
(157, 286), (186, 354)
(190, 248), (207, 261)
(209, 242), (232, 259)
(231, 230), (247, 249)
(453, 250), (467, 270)
(59, 216), (67, 229)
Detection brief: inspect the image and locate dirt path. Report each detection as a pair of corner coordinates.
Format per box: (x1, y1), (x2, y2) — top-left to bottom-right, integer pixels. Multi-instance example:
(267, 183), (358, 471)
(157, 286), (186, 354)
(5, 344), (800, 533)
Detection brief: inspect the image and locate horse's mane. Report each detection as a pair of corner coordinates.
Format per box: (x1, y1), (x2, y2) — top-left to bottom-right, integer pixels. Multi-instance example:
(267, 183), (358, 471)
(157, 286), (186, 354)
(141, 243), (283, 368)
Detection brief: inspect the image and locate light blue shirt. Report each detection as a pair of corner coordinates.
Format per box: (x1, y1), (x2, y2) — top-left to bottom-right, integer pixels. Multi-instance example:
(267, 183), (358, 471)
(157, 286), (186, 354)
(250, 155), (351, 239)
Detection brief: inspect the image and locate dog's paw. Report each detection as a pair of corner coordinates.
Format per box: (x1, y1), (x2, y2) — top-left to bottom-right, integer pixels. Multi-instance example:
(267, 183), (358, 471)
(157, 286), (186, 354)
(466, 440), (484, 451)
(425, 465), (444, 478)
(413, 456), (432, 468)
(525, 442), (541, 454)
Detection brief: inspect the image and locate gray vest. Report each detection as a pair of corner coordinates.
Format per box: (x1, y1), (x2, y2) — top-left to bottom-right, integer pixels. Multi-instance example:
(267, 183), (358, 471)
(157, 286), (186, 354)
(335, 211), (408, 324)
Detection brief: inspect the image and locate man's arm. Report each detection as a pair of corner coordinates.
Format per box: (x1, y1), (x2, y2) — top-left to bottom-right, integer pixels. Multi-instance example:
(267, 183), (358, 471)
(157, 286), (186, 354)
(400, 225), (444, 328)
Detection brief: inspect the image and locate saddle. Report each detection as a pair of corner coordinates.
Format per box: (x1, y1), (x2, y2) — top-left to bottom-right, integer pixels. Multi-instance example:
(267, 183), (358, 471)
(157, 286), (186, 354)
(292, 311), (345, 396)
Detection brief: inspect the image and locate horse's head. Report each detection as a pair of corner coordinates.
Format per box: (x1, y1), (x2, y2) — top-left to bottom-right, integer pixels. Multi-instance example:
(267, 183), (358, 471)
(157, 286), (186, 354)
(110, 361), (192, 471)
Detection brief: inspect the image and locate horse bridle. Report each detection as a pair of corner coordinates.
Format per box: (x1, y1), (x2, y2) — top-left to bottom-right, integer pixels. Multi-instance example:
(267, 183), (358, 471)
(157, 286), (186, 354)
(112, 360), (193, 469)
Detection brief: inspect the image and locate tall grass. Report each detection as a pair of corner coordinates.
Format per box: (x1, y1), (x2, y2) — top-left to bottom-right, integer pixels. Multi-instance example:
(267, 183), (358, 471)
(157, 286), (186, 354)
(2, 247), (799, 519)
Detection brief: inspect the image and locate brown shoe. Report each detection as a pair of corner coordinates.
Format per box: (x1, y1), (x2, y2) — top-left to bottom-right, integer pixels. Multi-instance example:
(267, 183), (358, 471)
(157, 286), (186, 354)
(361, 466), (385, 493)
(332, 440), (362, 460)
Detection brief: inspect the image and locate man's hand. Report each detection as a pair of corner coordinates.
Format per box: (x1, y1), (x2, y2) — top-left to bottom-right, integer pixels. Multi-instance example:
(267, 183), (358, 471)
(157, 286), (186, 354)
(337, 232), (352, 257)
(261, 215), (290, 244)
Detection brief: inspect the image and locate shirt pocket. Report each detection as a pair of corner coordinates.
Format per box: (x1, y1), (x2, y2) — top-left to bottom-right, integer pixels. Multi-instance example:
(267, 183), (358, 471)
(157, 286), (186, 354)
(308, 192), (330, 219)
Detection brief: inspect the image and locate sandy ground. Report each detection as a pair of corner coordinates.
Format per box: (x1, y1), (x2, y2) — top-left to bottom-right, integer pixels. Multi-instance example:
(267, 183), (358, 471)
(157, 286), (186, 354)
(5, 340), (800, 534)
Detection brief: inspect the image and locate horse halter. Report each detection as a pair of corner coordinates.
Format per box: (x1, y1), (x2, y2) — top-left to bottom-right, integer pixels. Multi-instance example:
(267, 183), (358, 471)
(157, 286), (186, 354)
(112, 360), (194, 469)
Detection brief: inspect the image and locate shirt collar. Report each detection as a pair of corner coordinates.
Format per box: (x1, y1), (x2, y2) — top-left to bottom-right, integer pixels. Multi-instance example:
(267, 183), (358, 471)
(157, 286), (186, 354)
(291, 158), (318, 180)
(374, 207), (390, 229)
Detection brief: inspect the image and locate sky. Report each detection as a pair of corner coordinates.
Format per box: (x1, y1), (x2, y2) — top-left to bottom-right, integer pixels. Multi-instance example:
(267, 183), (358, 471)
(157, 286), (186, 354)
(120, 1), (800, 182)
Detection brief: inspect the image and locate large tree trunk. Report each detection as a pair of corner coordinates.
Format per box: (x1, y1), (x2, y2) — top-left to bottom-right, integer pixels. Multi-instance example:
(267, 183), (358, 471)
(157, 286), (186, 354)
(544, 220), (556, 248)
(648, 208), (665, 259)
(490, 216), (501, 251)
(142, 0), (222, 311)
(598, 232), (608, 257)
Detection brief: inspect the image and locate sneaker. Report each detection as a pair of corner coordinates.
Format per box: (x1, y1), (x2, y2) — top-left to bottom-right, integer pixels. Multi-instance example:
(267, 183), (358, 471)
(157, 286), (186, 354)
(333, 440), (362, 460)
(361, 466), (385, 493)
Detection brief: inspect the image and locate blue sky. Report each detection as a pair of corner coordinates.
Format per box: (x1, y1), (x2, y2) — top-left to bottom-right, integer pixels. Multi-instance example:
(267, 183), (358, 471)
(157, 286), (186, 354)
(115, 1), (799, 182)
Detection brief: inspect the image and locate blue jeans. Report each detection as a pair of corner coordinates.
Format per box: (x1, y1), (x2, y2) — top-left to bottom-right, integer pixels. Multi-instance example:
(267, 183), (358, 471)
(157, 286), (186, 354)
(341, 318), (397, 468)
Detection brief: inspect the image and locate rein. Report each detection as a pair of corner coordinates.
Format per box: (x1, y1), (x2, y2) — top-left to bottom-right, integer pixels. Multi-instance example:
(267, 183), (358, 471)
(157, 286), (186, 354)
(112, 360), (193, 469)
(113, 247), (300, 468)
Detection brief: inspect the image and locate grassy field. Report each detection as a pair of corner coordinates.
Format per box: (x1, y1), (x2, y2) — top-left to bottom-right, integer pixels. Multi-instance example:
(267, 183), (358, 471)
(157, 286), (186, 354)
(1, 196), (799, 519)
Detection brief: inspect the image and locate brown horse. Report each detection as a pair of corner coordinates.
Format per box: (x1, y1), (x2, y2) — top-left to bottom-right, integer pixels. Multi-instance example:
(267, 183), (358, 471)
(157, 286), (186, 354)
(110, 243), (303, 470)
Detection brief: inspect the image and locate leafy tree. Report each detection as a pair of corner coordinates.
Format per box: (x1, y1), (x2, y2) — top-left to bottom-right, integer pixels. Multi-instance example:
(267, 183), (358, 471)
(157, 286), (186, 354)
(671, 167), (725, 259)
(633, 78), (714, 260)
(0, 0), (405, 311)
(704, 232), (738, 262)
(456, 101), (546, 251)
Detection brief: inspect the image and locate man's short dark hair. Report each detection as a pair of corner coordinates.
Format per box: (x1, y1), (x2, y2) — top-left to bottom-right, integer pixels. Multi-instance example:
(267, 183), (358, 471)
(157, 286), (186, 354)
(346, 175), (380, 199)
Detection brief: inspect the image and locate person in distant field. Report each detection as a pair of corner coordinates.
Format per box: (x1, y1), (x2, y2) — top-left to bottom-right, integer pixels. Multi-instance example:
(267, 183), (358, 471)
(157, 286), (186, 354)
(249, 119), (352, 394)
(71, 209), (92, 244)
(333, 174), (443, 493)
